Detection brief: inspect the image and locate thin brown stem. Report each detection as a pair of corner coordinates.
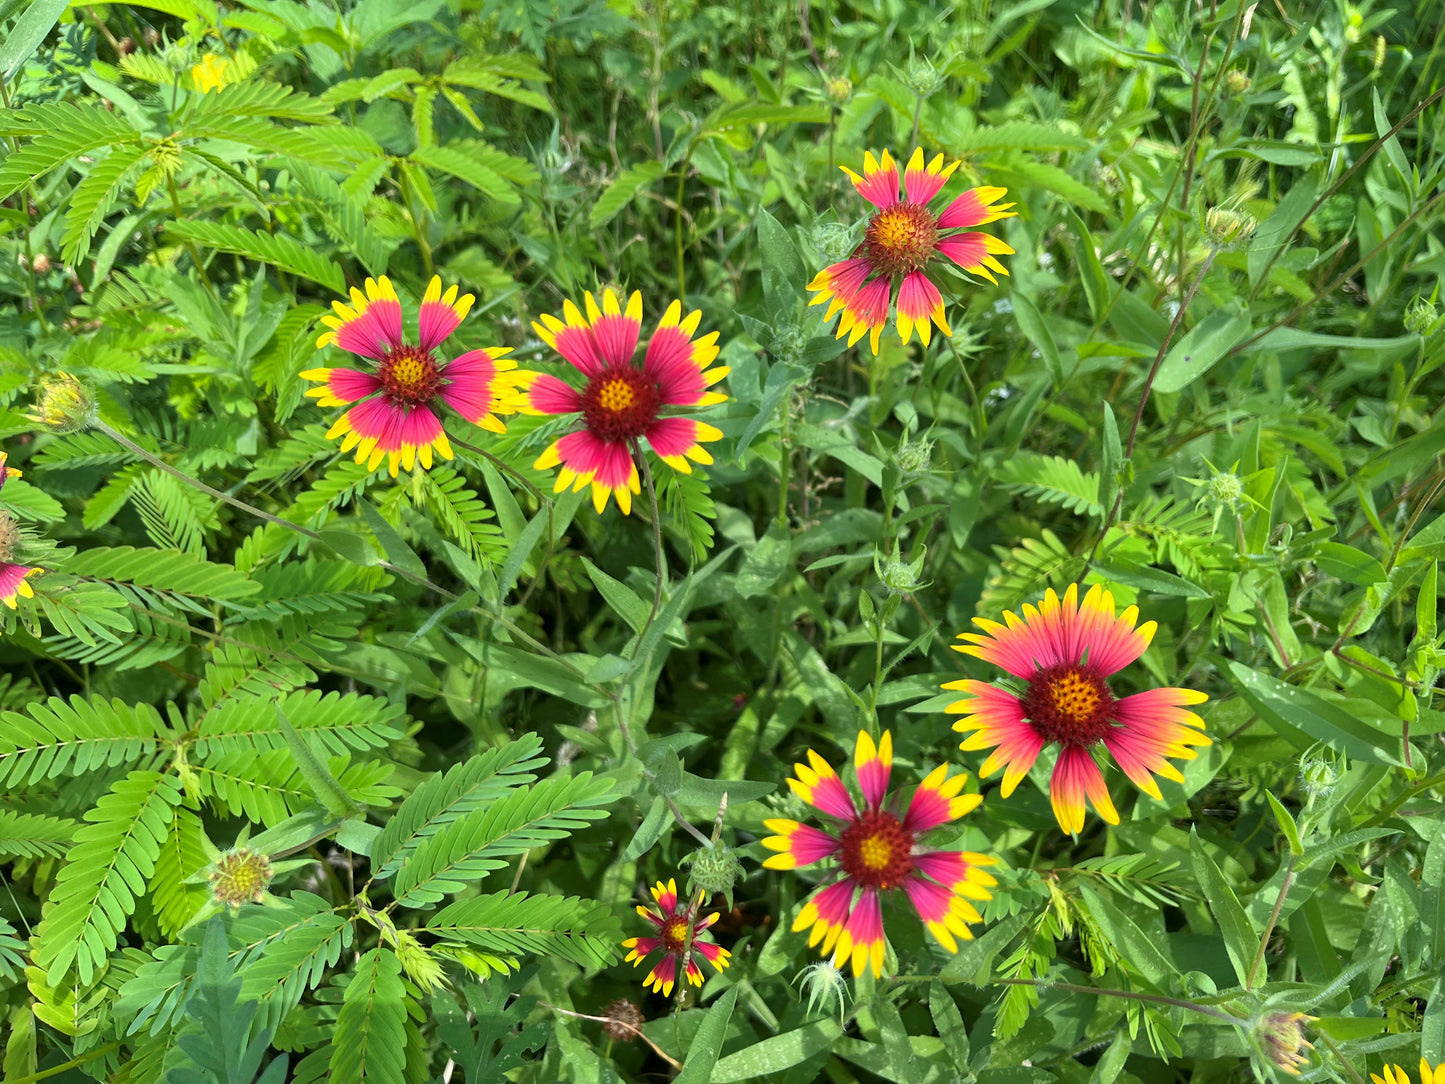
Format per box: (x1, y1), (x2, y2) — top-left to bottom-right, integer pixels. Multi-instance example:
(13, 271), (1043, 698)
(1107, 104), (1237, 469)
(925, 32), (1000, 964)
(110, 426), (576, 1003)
(1248, 851), (1295, 988)
(538, 1003), (681, 1069)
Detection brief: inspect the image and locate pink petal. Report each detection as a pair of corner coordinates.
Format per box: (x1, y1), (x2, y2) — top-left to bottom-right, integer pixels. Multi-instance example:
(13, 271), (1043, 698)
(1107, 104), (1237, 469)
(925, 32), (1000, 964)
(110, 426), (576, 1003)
(896, 271), (943, 322)
(1049, 745), (1117, 834)
(844, 151), (900, 210)
(591, 311), (641, 369)
(344, 397), (397, 442)
(903, 874), (955, 924)
(854, 730), (892, 812)
(644, 417), (703, 459)
(418, 300), (461, 351)
(553, 428), (611, 476)
(835, 888), (885, 977)
(335, 302), (402, 360)
(328, 368), (383, 403)
(398, 404), (443, 449)
(527, 374), (584, 415)
(0, 563), (37, 606)
(553, 324), (607, 378)
(643, 326), (707, 405)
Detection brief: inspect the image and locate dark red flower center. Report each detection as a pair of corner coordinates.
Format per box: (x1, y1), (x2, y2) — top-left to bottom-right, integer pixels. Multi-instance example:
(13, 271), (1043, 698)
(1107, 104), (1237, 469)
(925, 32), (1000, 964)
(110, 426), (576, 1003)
(581, 366), (662, 444)
(661, 915), (690, 953)
(865, 201), (939, 278)
(839, 809), (915, 890)
(378, 345), (443, 405)
(1021, 663), (1117, 745)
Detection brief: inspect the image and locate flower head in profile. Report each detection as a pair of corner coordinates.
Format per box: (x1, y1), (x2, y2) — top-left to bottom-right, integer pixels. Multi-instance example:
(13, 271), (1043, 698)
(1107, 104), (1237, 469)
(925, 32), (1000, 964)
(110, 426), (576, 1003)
(943, 584), (1209, 834)
(1373, 1059), (1445, 1084)
(28, 372), (96, 433)
(808, 149), (1016, 354)
(622, 878), (731, 997)
(0, 510), (39, 610)
(0, 451), (19, 494)
(303, 276), (526, 478)
(527, 290), (728, 514)
(1254, 1011), (1313, 1076)
(763, 731), (996, 978)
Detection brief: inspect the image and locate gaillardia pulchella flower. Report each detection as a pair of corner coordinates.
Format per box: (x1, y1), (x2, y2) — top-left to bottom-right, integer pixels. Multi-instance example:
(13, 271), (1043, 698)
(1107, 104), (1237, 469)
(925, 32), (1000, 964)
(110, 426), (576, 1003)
(303, 276), (526, 478)
(1372, 1060), (1445, 1084)
(0, 510), (39, 610)
(0, 451), (19, 493)
(763, 731), (996, 978)
(527, 290), (727, 514)
(621, 878), (731, 997)
(943, 584), (1209, 834)
(808, 149), (1016, 354)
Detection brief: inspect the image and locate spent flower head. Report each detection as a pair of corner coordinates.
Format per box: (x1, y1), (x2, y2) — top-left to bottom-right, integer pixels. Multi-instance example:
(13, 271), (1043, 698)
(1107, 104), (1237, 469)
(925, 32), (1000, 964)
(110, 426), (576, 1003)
(601, 999), (645, 1041)
(1253, 1011), (1314, 1076)
(683, 843), (742, 911)
(29, 372), (97, 433)
(1204, 206), (1257, 248)
(794, 960), (851, 1023)
(208, 847), (274, 907)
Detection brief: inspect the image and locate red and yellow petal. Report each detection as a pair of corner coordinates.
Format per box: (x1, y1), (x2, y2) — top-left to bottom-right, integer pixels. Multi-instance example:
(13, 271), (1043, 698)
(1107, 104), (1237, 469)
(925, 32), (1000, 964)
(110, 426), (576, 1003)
(0, 451), (19, 493)
(643, 954), (678, 997)
(937, 186), (1017, 230)
(902, 763), (981, 833)
(649, 878), (680, 916)
(315, 276), (403, 359)
(0, 563), (39, 609)
(300, 367), (382, 408)
(787, 749), (859, 820)
(835, 277), (890, 355)
(791, 879), (855, 955)
(841, 150), (900, 210)
(896, 270), (949, 347)
(645, 417), (722, 474)
(532, 299), (607, 378)
(902, 874), (982, 954)
(853, 729), (893, 811)
(760, 818), (842, 869)
(584, 289), (643, 369)
(903, 148), (961, 206)
(912, 850), (998, 901)
(327, 399), (453, 478)
(935, 233), (1015, 284)
(621, 936), (662, 964)
(830, 887), (885, 978)
(1050, 745), (1118, 834)
(417, 275), (475, 351)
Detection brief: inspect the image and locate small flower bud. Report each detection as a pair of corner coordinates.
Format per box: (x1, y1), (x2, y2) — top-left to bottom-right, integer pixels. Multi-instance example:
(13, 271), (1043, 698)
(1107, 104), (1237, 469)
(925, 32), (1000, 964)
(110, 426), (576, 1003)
(770, 322), (810, 365)
(685, 843), (742, 910)
(1204, 207), (1257, 248)
(29, 372), (97, 433)
(0, 451), (19, 495)
(30, 253), (51, 274)
(824, 75), (852, 106)
(874, 545), (928, 595)
(1224, 69), (1251, 94)
(1404, 296), (1441, 336)
(393, 929), (446, 992)
(602, 998), (645, 1041)
(903, 55), (942, 97)
(1255, 1011), (1313, 1075)
(811, 221), (854, 263)
(1207, 471), (1244, 509)
(893, 434), (934, 475)
(794, 961), (850, 1021)
(208, 847), (273, 907)
(1373, 34), (1387, 70)
(1299, 745), (1345, 800)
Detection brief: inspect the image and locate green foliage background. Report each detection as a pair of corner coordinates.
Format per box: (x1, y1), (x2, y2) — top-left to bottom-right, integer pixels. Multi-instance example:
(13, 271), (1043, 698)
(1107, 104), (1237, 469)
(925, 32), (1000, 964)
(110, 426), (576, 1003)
(1, 0), (1445, 1080)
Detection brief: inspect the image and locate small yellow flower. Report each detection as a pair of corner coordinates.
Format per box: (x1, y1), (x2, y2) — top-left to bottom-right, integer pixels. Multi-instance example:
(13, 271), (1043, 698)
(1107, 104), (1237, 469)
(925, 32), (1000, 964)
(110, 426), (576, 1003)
(28, 372), (96, 433)
(191, 53), (230, 94)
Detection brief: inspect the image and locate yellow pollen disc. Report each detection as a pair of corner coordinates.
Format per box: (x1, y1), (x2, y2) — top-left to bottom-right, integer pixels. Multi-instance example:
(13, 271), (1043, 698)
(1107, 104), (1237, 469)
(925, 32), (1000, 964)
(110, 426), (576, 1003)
(392, 356), (425, 388)
(873, 208), (917, 250)
(859, 835), (892, 870)
(1049, 670), (1100, 722)
(599, 379), (636, 412)
(663, 917), (689, 949)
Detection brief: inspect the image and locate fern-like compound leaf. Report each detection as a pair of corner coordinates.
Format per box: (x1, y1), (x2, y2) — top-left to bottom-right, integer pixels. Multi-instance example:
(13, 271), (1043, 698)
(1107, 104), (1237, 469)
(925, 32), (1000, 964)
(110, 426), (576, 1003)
(997, 452), (1102, 518)
(390, 773), (616, 908)
(33, 769), (184, 985)
(194, 689), (405, 759)
(0, 695), (169, 787)
(0, 809), (77, 859)
(369, 733), (547, 880)
(329, 948), (407, 1084)
(149, 809), (213, 938)
(427, 891), (621, 969)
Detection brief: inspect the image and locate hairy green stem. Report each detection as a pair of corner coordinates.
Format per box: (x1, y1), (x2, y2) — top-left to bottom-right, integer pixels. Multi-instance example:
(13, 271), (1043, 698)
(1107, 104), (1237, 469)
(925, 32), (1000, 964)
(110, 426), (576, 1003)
(1247, 850), (1295, 989)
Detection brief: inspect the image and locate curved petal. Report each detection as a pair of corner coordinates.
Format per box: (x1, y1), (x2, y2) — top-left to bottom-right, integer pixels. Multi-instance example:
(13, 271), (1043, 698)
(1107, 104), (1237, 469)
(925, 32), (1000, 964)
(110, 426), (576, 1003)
(417, 276), (474, 350)
(896, 270), (949, 347)
(643, 417), (722, 474)
(792, 879), (855, 956)
(902, 763), (981, 833)
(807, 257), (875, 324)
(694, 940), (731, 969)
(0, 451), (18, 494)
(622, 936), (662, 964)
(955, 587), (1090, 675)
(439, 349), (509, 427)
(527, 373), (585, 416)
(903, 149), (960, 206)
(316, 276), (403, 359)
(943, 679), (1044, 797)
(644, 326), (708, 405)
(912, 850), (998, 899)
(643, 954), (678, 996)
(300, 367), (382, 408)
(0, 563), (39, 608)
(853, 730), (892, 812)
(836, 277), (890, 355)
(761, 818), (842, 869)
(1049, 745), (1117, 835)
(533, 300), (606, 378)
(786, 748), (859, 821)
(649, 878), (680, 916)
(936, 232), (1015, 285)
(1076, 584), (1157, 675)
(841, 150), (900, 210)
(1104, 687), (1210, 800)
(585, 289), (643, 368)
(831, 888), (885, 978)
(937, 186), (1017, 230)
(903, 874), (982, 954)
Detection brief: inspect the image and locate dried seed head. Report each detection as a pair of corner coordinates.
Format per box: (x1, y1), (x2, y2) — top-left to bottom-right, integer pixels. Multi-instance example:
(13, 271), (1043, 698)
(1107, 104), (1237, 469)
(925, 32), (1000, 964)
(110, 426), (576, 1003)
(0, 511), (19, 564)
(685, 843), (742, 909)
(602, 998), (644, 1041)
(208, 847), (273, 908)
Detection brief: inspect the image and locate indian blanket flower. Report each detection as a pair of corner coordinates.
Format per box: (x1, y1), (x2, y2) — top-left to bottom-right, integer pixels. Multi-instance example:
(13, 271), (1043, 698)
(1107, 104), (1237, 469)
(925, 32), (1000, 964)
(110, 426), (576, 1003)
(943, 584), (1210, 834)
(303, 276), (525, 478)
(808, 148), (1016, 354)
(0, 451), (18, 494)
(1373, 1060), (1445, 1084)
(621, 878), (731, 997)
(527, 289), (727, 514)
(0, 510), (38, 610)
(762, 730), (997, 978)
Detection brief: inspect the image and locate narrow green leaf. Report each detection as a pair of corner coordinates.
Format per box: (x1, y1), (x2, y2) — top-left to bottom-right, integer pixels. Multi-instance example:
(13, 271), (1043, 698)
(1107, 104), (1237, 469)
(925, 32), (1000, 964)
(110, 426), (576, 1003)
(673, 985), (738, 1084)
(1010, 289), (1063, 387)
(590, 161), (666, 227)
(1189, 828), (1258, 988)
(1264, 791), (1303, 856)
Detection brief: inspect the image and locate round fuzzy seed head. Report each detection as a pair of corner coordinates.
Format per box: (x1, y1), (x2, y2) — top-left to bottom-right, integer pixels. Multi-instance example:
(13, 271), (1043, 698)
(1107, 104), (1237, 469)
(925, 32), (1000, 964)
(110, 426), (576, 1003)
(824, 76), (853, 106)
(1405, 296), (1442, 336)
(1224, 69), (1251, 94)
(0, 510), (19, 564)
(29, 372), (96, 433)
(208, 847), (274, 908)
(811, 221), (855, 262)
(1207, 471), (1244, 509)
(602, 999), (644, 1041)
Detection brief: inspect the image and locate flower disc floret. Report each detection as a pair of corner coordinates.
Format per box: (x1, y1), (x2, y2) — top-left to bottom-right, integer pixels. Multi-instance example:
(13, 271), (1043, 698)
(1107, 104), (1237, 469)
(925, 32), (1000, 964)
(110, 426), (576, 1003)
(303, 275), (528, 478)
(526, 289), (729, 515)
(808, 148), (1017, 354)
(762, 730), (996, 978)
(621, 878), (731, 997)
(943, 583), (1210, 834)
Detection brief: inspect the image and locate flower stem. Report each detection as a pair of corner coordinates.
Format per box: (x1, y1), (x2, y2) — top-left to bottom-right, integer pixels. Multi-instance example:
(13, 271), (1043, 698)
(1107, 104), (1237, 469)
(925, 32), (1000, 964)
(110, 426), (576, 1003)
(1315, 1031), (1369, 1084)
(631, 444), (667, 660)
(538, 1003), (681, 1069)
(1248, 851), (1295, 989)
